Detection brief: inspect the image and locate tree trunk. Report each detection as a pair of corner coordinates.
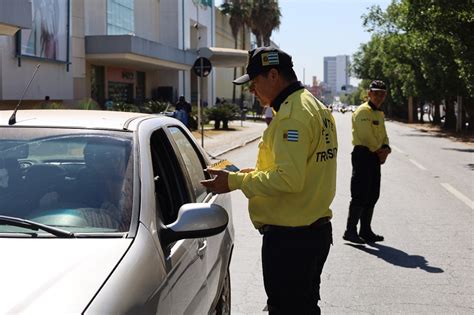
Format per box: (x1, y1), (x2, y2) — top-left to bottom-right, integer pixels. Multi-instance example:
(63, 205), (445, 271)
(222, 119), (229, 130)
(214, 120), (221, 130)
(240, 26), (246, 109)
(232, 67), (237, 104)
(232, 38), (238, 104)
(418, 102), (424, 123)
(433, 100), (441, 124)
(444, 96), (457, 129)
(465, 97), (473, 131)
(256, 35), (263, 47)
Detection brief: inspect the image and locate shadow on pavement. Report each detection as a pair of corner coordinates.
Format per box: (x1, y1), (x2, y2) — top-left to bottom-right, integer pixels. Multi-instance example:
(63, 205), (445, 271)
(346, 243), (444, 273)
(442, 147), (474, 153)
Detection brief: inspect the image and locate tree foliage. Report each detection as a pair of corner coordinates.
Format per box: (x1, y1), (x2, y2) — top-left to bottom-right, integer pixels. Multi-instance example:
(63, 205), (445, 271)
(352, 0), (473, 129)
(249, 0), (281, 47)
(221, 0), (281, 48)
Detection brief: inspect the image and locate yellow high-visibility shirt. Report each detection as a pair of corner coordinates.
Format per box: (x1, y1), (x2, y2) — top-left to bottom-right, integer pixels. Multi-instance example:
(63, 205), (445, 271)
(352, 102), (389, 152)
(228, 89), (338, 229)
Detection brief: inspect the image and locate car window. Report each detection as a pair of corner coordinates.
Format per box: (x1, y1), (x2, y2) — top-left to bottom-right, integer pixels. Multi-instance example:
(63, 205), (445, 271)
(167, 127), (207, 203)
(0, 128), (134, 234)
(150, 129), (189, 225)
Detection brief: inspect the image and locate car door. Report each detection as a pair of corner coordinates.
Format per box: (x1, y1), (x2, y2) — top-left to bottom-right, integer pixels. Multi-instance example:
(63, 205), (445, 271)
(149, 128), (209, 314)
(165, 126), (227, 309)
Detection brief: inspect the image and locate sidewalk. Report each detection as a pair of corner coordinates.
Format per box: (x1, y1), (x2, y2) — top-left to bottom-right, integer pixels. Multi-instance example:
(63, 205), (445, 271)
(192, 120), (266, 159)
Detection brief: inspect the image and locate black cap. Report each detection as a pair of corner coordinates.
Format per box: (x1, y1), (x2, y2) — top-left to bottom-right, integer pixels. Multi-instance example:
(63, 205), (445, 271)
(233, 47), (293, 85)
(369, 80), (387, 91)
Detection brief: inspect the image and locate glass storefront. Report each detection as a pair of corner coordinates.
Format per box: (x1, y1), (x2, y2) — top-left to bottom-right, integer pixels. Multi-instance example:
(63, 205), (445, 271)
(108, 82), (133, 104)
(107, 0), (134, 35)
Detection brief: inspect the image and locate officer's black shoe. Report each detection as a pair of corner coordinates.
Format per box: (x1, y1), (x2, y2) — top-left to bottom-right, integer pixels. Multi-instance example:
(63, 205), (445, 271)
(359, 232), (384, 243)
(342, 231), (365, 244)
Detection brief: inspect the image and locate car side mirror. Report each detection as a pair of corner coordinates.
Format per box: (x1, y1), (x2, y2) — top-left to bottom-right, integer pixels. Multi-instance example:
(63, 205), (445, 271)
(160, 203), (228, 246)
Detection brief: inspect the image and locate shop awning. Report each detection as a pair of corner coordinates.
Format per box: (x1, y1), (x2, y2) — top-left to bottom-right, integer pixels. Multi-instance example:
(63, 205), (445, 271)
(85, 36), (249, 70)
(198, 47), (248, 68)
(85, 35), (196, 70)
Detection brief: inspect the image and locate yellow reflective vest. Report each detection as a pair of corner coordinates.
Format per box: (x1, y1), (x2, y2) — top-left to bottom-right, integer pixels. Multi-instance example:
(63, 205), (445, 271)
(228, 89), (338, 229)
(352, 102), (389, 152)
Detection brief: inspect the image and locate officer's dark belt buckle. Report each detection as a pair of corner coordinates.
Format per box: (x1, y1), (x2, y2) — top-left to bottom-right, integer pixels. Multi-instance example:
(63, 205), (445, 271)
(258, 216), (330, 234)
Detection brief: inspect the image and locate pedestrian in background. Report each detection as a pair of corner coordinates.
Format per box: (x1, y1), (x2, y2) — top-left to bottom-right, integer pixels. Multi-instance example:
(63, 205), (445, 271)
(39, 96), (51, 109)
(201, 47), (337, 314)
(175, 95), (192, 128)
(343, 80), (391, 244)
(263, 105), (273, 125)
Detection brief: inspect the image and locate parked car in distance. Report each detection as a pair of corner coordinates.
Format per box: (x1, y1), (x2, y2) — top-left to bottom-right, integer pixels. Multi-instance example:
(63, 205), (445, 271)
(349, 105), (359, 112)
(0, 110), (234, 314)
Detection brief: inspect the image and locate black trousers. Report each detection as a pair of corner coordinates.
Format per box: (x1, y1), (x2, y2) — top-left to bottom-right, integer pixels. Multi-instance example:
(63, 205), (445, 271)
(347, 146), (381, 233)
(262, 222), (332, 314)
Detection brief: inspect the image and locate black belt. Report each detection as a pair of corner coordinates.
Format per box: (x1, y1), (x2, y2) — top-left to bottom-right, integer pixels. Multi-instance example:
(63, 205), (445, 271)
(258, 216), (331, 234)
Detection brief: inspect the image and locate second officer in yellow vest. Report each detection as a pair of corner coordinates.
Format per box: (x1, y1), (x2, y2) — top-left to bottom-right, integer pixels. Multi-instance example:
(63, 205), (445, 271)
(201, 47), (337, 314)
(343, 80), (391, 244)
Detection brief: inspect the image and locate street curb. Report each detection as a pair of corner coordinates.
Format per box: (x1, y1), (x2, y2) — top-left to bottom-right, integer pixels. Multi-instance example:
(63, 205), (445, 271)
(208, 135), (262, 159)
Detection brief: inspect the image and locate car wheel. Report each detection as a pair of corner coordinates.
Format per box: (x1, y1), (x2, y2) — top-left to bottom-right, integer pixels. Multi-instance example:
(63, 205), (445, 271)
(215, 268), (231, 315)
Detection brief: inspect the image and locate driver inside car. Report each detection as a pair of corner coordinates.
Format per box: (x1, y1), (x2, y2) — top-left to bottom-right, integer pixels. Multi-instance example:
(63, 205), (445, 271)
(73, 140), (130, 229)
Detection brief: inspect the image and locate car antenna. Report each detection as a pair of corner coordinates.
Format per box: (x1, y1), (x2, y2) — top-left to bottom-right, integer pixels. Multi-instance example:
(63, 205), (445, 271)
(8, 64), (41, 126)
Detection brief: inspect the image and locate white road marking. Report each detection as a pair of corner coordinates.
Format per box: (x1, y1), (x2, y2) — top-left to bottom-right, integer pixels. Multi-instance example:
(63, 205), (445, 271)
(390, 144), (404, 153)
(441, 183), (474, 210)
(409, 159), (427, 170)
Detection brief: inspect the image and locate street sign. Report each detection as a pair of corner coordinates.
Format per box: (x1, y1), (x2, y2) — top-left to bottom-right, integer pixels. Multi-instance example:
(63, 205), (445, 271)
(193, 57), (212, 77)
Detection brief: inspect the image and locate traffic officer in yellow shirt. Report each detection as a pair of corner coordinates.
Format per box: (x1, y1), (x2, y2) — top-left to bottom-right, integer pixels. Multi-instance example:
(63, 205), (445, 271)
(343, 80), (391, 244)
(201, 47), (338, 314)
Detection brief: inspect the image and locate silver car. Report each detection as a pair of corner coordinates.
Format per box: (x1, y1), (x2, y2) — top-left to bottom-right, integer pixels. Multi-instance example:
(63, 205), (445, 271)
(0, 110), (234, 314)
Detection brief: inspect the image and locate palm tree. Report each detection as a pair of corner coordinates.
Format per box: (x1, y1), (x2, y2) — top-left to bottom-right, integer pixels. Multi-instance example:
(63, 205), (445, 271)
(249, 0), (281, 47)
(220, 0), (251, 103)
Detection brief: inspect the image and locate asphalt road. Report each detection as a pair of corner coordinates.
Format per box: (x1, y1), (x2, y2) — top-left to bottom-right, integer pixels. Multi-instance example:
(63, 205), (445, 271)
(221, 111), (473, 314)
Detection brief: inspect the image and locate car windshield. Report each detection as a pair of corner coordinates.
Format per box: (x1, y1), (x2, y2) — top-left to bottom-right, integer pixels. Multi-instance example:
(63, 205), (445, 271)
(0, 127), (134, 235)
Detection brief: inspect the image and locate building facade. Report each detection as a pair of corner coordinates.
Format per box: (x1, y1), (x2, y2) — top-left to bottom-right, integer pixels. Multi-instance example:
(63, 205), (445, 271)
(0, 0), (248, 110)
(0, 0), (31, 36)
(323, 55), (349, 96)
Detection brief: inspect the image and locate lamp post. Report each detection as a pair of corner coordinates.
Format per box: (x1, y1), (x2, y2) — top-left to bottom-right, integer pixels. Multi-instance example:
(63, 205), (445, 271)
(192, 0), (210, 147)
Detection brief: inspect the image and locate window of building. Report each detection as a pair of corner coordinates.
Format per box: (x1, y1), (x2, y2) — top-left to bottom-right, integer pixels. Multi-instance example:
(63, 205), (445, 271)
(107, 0), (134, 35)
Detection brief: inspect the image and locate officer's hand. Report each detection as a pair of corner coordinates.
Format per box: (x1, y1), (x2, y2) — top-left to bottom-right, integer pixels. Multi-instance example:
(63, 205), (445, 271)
(376, 148), (390, 164)
(239, 168), (255, 173)
(200, 169), (230, 194)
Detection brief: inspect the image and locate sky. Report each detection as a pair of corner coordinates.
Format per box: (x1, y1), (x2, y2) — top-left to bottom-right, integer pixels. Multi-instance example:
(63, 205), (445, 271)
(216, 0), (392, 86)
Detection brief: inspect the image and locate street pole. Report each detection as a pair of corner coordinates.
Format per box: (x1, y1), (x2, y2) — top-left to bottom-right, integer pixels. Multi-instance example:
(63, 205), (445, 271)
(194, 0), (204, 147)
(200, 57), (204, 147)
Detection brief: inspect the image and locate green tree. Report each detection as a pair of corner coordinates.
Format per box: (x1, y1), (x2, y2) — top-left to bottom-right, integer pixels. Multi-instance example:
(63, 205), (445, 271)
(249, 0), (281, 47)
(352, 0), (473, 129)
(220, 0), (251, 104)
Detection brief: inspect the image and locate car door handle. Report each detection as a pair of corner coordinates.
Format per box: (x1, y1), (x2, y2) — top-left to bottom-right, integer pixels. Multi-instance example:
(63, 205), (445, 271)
(197, 240), (207, 258)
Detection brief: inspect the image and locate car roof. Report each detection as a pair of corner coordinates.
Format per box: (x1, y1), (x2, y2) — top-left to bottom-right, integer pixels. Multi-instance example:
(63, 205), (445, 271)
(0, 109), (171, 131)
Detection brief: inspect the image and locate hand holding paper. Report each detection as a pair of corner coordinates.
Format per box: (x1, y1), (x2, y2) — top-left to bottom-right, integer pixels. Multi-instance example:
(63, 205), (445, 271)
(201, 168), (231, 194)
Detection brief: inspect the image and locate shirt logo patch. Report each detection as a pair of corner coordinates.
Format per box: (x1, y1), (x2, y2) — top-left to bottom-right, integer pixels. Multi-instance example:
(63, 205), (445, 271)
(262, 52), (279, 66)
(283, 130), (299, 142)
(373, 120), (380, 125)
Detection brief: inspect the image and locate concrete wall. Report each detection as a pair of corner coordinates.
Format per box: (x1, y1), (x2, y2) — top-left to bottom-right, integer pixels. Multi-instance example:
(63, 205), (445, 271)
(160, 0), (214, 107)
(84, 0), (106, 35)
(135, 0), (160, 42)
(0, 0), (32, 35)
(72, 0), (87, 102)
(0, 36), (73, 103)
(159, 0), (179, 47)
(214, 6), (250, 102)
